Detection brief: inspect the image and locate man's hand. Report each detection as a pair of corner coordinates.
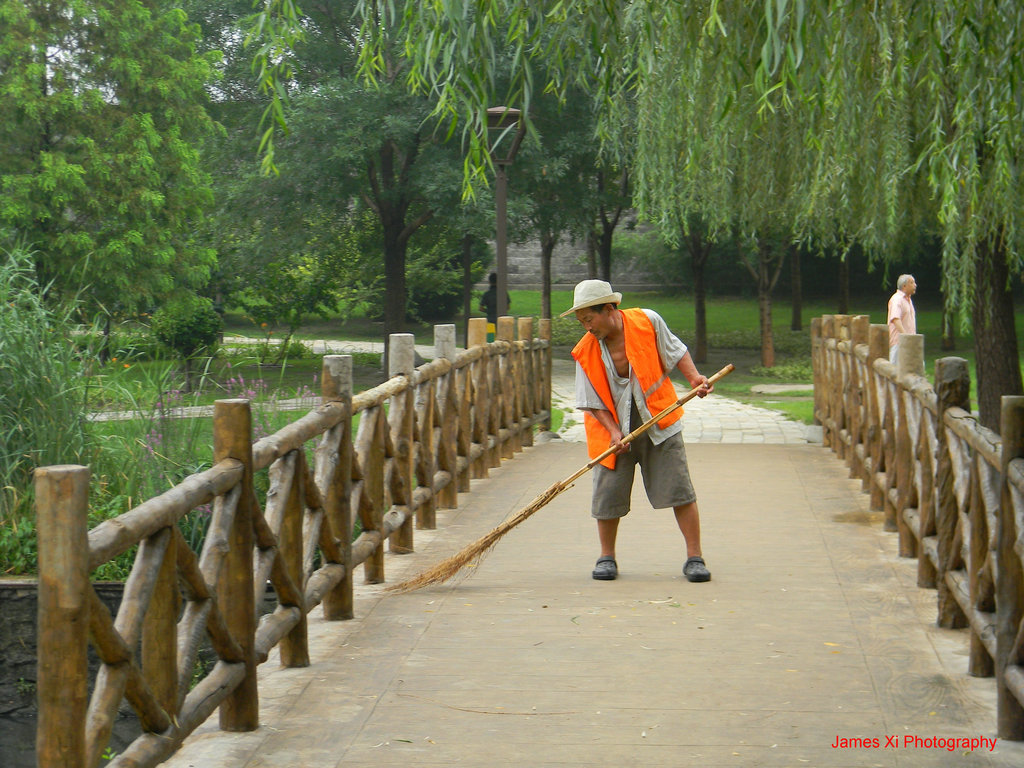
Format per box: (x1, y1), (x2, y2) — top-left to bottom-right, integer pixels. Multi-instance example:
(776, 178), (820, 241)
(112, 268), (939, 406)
(691, 374), (712, 398)
(584, 407), (630, 454)
(608, 427), (630, 454)
(678, 352), (712, 398)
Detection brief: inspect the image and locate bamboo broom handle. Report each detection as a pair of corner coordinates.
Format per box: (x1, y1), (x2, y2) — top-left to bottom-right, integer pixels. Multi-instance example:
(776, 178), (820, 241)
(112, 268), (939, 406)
(561, 363), (735, 487)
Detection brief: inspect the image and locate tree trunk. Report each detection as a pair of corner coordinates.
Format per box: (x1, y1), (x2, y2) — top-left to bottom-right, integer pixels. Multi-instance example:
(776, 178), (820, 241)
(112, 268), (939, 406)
(595, 166), (628, 282)
(940, 306), (956, 351)
(586, 229), (598, 279)
(685, 225), (711, 364)
(462, 234), (473, 346)
(381, 213), (407, 372)
(790, 244), (802, 331)
(745, 236), (787, 369)
(972, 238), (1023, 431)
(598, 220), (614, 282)
(693, 258), (708, 364)
(540, 232), (557, 319)
(367, 137), (432, 371)
(759, 287), (775, 368)
(837, 251), (850, 314)
(100, 315), (113, 363)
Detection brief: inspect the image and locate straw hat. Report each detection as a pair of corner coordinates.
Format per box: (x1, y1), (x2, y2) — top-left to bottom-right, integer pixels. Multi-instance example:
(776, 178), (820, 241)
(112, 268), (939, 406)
(559, 280), (622, 318)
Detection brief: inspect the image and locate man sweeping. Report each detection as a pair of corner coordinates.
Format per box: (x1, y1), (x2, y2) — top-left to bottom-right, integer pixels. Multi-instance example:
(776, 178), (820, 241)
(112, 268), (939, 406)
(562, 280), (713, 582)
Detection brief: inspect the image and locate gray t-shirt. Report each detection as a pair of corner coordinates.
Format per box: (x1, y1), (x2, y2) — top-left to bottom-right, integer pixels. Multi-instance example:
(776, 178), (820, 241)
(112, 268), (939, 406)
(573, 309), (688, 444)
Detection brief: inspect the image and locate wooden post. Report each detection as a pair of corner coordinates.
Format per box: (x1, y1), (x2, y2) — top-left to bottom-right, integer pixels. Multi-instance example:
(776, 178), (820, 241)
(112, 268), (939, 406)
(321, 355), (354, 620)
(833, 314), (851, 460)
(467, 317), (490, 479)
(847, 315), (870, 481)
(867, 324), (889, 508)
(821, 315), (835, 449)
(518, 317), (534, 448)
(539, 317), (552, 431)
(897, 333), (925, 380)
(934, 357), (969, 629)
(456, 322), (476, 492)
(967, 463), (995, 677)
(497, 316), (516, 459)
(361, 406), (387, 584)
(810, 317), (823, 427)
(35, 464), (90, 768)
(467, 317), (487, 348)
(214, 399), (258, 731)
(997, 396), (1024, 739)
(389, 333), (415, 554)
(279, 451), (309, 666)
(894, 334), (924, 558)
(435, 325), (460, 510)
(850, 315), (869, 347)
(142, 524), (179, 713)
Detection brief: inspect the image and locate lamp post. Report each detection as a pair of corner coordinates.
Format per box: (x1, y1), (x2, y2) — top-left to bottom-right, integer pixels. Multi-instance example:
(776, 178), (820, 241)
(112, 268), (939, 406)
(486, 106), (525, 319)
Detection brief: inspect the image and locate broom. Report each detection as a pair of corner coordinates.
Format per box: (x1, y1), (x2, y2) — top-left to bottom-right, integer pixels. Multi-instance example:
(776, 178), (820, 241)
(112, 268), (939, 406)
(385, 363), (735, 593)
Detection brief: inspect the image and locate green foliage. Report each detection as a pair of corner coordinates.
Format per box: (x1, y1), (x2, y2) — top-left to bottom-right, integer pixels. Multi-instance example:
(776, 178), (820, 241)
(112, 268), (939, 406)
(406, 232), (486, 322)
(0, 0), (220, 317)
(0, 244), (92, 557)
(750, 361), (814, 382)
(232, 252), (339, 359)
(237, 0), (485, 343)
(151, 294), (222, 361)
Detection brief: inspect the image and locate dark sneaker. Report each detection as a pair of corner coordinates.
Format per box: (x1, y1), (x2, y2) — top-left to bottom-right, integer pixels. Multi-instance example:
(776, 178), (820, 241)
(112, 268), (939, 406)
(592, 556), (618, 580)
(683, 556), (711, 582)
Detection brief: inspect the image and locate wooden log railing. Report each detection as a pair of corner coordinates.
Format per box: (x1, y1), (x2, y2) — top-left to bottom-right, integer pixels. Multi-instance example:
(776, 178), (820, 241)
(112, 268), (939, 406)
(812, 315), (1024, 741)
(35, 317), (553, 768)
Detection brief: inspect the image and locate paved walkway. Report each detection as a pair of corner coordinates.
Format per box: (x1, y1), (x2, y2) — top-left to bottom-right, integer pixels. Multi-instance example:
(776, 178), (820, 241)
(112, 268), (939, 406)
(162, 412), (1023, 766)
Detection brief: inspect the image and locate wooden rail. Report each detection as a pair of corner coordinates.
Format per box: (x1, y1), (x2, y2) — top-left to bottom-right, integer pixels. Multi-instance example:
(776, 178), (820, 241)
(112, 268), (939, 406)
(812, 314), (1024, 741)
(34, 316), (553, 768)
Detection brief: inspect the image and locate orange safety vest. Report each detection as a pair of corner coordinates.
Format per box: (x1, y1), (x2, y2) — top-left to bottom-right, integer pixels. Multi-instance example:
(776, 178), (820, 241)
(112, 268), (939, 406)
(571, 308), (682, 469)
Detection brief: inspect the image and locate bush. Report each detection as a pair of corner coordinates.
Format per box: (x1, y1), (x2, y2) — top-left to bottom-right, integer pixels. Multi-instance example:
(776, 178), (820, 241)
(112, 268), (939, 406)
(150, 293), (222, 360)
(151, 293), (222, 390)
(751, 360), (814, 381)
(406, 234), (488, 322)
(550, 315), (586, 346)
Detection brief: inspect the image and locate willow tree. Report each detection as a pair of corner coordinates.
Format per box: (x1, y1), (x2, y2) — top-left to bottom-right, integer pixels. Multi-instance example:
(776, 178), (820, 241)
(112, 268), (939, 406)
(254, 1), (1024, 428)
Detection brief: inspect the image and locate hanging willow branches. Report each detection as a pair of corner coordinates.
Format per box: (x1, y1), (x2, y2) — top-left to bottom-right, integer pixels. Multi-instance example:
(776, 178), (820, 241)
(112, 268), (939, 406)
(249, 1), (1024, 423)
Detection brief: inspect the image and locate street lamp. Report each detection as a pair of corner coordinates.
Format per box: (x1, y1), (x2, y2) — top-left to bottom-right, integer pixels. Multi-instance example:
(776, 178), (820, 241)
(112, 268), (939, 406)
(486, 106), (525, 319)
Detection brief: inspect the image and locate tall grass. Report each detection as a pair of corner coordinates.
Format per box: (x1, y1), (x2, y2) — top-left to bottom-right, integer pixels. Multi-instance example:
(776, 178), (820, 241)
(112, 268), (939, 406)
(0, 245), (96, 572)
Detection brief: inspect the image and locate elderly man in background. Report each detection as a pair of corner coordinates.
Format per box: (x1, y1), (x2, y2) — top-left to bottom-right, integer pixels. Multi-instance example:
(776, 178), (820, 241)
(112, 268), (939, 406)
(887, 274), (917, 364)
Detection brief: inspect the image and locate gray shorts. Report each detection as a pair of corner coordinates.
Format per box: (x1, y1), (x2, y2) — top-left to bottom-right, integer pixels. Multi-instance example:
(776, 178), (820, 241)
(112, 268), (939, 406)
(590, 428), (696, 519)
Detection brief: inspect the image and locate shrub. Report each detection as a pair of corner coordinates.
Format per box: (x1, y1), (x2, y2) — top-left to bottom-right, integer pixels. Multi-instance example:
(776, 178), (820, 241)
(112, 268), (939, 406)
(150, 293), (222, 390)
(406, 234), (488, 322)
(751, 360), (814, 381)
(150, 293), (222, 359)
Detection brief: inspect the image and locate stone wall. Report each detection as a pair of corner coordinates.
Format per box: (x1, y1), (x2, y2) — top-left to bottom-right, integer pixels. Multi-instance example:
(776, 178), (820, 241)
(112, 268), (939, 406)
(0, 580), (128, 715)
(498, 237), (674, 291)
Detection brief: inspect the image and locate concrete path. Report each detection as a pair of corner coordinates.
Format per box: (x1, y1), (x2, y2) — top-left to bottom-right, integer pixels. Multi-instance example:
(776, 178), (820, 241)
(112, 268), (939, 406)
(162, 435), (1023, 767)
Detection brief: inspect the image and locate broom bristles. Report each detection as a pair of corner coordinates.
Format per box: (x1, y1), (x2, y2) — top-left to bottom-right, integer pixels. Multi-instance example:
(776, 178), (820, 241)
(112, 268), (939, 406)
(384, 481), (568, 593)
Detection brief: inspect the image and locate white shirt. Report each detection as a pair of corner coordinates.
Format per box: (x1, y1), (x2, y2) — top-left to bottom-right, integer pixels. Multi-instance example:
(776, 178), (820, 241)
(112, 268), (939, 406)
(573, 309), (688, 444)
